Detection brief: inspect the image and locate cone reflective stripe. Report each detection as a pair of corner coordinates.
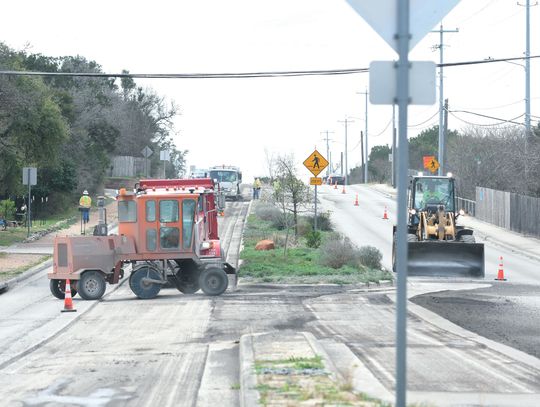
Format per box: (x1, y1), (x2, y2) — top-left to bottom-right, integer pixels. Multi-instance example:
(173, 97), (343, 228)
(61, 279), (77, 313)
(495, 256), (507, 281)
(383, 206), (389, 220)
(354, 194), (359, 206)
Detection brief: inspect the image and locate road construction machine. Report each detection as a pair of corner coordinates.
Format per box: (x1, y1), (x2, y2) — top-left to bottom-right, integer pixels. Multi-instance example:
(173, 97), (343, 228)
(392, 174), (485, 278)
(48, 178), (236, 300)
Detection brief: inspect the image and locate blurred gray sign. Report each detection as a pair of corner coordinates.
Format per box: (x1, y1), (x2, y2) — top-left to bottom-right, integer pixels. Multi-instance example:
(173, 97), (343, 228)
(22, 167), (37, 186)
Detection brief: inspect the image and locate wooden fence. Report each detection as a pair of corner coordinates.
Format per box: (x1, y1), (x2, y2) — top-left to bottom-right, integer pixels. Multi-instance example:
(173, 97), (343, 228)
(476, 187), (540, 237)
(111, 156), (149, 177)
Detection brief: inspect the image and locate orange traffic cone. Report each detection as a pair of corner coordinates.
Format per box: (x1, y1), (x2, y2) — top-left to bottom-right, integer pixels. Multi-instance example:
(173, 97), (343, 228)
(334, 181), (338, 190)
(354, 194), (359, 206)
(382, 206), (389, 220)
(494, 256), (507, 281)
(342, 185), (346, 194)
(61, 279), (77, 313)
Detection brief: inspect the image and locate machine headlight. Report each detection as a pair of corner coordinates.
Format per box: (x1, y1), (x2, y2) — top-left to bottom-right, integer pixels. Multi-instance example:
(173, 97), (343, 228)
(409, 209), (416, 215)
(459, 209), (465, 216)
(201, 241), (212, 250)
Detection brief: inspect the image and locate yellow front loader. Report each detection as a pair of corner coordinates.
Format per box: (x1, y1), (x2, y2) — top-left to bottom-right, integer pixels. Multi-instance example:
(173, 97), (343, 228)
(392, 175), (484, 278)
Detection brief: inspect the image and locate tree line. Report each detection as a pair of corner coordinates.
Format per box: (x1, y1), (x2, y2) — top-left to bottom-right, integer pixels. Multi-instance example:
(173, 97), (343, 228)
(348, 124), (540, 199)
(0, 42), (186, 215)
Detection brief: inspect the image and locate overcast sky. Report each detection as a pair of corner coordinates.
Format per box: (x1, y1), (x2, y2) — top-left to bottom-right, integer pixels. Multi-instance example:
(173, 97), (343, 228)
(0, 0), (537, 180)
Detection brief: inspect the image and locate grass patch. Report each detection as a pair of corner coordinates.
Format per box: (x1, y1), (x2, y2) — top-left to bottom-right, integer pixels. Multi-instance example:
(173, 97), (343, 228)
(240, 201), (393, 284)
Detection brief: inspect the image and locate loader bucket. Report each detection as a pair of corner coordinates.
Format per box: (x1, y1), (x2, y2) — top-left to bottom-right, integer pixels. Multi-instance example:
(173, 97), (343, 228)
(407, 241), (485, 278)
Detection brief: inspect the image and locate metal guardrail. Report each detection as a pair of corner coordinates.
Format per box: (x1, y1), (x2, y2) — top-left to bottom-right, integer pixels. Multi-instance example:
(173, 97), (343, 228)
(457, 196), (476, 217)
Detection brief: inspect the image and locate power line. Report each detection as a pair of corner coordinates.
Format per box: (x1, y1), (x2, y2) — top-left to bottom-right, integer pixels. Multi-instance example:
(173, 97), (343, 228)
(449, 110), (525, 126)
(408, 111), (439, 127)
(0, 55), (538, 79)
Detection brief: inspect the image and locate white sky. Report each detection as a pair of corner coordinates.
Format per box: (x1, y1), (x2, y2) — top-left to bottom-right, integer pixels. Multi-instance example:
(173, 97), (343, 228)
(0, 0), (537, 180)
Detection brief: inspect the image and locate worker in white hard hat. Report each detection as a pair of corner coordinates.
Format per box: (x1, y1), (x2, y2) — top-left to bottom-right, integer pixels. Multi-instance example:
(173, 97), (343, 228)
(79, 190), (92, 224)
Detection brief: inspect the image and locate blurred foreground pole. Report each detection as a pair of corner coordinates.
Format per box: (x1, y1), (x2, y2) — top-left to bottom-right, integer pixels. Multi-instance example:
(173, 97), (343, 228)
(396, 0), (410, 406)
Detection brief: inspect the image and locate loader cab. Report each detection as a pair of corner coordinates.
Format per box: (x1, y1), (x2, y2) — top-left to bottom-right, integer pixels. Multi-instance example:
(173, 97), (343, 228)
(410, 176), (456, 213)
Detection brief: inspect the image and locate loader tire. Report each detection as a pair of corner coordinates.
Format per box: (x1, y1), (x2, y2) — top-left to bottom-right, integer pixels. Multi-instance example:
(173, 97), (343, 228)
(459, 234), (476, 243)
(407, 234), (418, 242)
(199, 268), (228, 296)
(176, 270), (200, 294)
(78, 271), (106, 300)
(50, 279), (78, 300)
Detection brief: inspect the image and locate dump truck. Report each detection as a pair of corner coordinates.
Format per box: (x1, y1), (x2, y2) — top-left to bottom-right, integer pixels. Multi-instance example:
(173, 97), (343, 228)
(392, 174), (485, 278)
(209, 165), (243, 200)
(48, 178), (236, 300)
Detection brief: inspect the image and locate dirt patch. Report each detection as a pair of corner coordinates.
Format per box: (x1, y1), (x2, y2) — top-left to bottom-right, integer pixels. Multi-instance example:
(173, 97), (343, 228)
(0, 253), (50, 282)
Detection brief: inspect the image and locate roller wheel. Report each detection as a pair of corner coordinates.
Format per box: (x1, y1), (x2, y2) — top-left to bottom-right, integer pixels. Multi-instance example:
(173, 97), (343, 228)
(78, 271), (106, 300)
(129, 266), (162, 299)
(49, 279), (78, 299)
(199, 268), (228, 296)
(459, 234), (476, 243)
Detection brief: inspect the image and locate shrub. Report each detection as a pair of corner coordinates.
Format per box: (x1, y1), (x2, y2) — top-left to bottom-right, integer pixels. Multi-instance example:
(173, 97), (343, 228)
(357, 246), (382, 269)
(319, 233), (358, 269)
(306, 212), (333, 231)
(254, 202), (280, 222)
(296, 216), (312, 237)
(305, 230), (322, 248)
(0, 199), (16, 220)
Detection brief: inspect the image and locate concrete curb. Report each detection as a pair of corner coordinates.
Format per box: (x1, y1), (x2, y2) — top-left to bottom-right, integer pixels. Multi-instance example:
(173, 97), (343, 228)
(0, 258), (53, 294)
(239, 333), (260, 407)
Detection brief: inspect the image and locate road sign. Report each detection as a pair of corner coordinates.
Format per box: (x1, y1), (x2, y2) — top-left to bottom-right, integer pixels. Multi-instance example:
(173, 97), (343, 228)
(345, 0), (461, 52)
(141, 146), (153, 158)
(423, 156), (440, 173)
(370, 61), (436, 105)
(303, 150), (328, 177)
(310, 177), (322, 186)
(160, 150), (170, 161)
(22, 167), (37, 186)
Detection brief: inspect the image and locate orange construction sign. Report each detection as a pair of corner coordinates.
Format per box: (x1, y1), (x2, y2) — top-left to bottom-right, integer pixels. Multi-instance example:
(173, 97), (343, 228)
(310, 177), (323, 186)
(303, 150), (328, 177)
(423, 156), (439, 173)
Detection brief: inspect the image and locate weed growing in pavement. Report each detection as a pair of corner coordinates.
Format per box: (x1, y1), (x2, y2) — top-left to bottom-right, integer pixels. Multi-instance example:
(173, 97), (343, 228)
(229, 383), (240, 390)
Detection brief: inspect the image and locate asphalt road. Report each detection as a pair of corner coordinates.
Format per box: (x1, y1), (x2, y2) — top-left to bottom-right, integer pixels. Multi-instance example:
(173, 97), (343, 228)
(1, 187), (540, 406)
(411, 283), (540, 359)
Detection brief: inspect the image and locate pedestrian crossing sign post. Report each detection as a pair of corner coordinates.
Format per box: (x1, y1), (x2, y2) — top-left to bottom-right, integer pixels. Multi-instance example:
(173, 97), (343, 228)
(303, 149), (328, 177)
(303, 150), (328, 233)
(423, 155), (440, 174)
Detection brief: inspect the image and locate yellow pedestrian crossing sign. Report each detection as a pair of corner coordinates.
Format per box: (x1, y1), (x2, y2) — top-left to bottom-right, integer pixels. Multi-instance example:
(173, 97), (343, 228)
(423, 156), (440, 174)
(303, 150), (328, 177)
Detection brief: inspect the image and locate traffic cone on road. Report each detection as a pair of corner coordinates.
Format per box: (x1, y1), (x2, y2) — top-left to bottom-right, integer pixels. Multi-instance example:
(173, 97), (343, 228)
(354, 194), (359, 206)
(382, 206), (389, 220)
(342, 185), (346, 194)
(494, 256), (507, 281)
(334, 181), (338, 190)
(61, 279), (77, 313)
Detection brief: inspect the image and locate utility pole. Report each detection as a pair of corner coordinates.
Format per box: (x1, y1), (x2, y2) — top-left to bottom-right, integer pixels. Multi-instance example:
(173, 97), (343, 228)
(321, 130), (334, 178)
(443, 98), (449, 170)
(338, 118), (354, 186)
(357, 90), (369, 183)
(392, 104), (397, 188)
(518, 0), (536, 137)
(431, 25), (458, 176)
(360, 131), (365, 183)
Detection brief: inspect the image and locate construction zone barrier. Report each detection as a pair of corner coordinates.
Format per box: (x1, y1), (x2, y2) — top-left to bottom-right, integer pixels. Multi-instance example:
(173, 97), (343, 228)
(61, 279), (77, 313)
(495, 256), (507, 281)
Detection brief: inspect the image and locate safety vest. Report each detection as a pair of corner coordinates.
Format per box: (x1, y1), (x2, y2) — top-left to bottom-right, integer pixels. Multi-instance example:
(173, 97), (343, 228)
(79, 195), (92, 208)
